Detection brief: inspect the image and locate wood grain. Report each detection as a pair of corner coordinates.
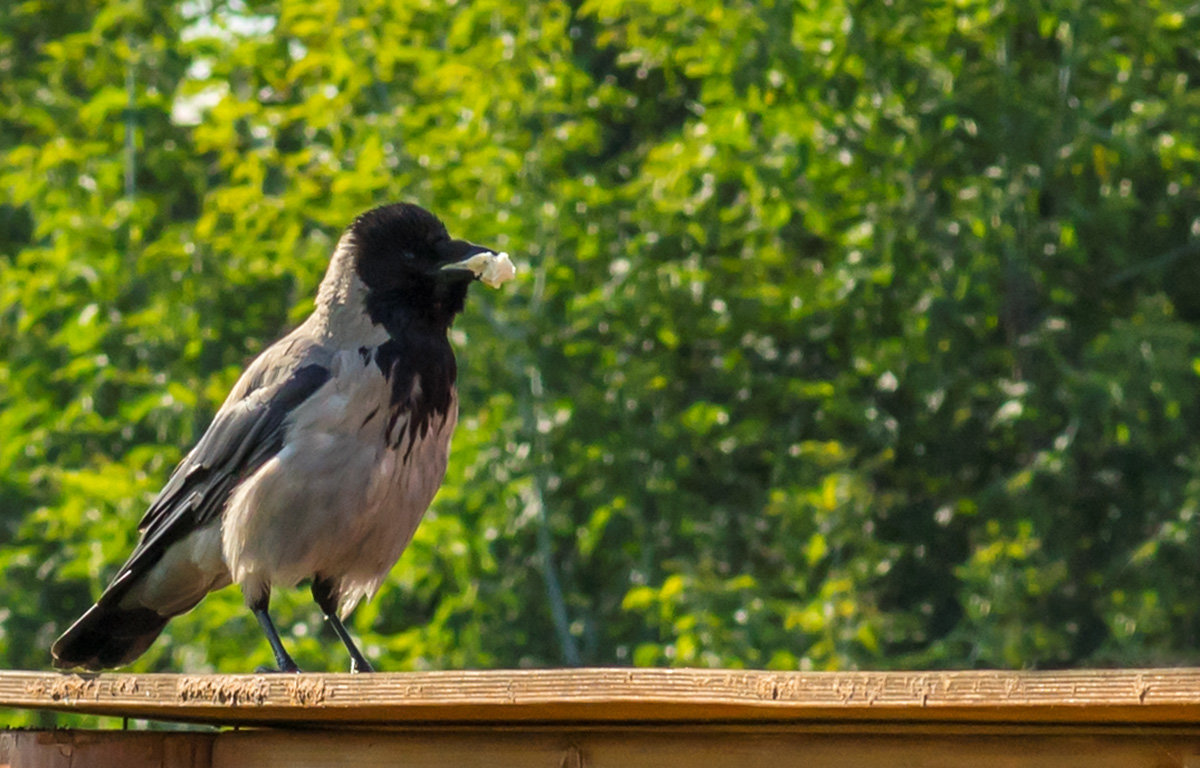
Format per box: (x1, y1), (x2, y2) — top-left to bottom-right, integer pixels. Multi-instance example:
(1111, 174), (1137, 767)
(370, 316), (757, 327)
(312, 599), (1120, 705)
(4, 668), (1200, 728)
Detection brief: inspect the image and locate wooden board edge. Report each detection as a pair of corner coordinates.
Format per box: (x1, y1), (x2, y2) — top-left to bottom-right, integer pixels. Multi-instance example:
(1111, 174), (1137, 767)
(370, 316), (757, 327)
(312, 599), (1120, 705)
(5, 668), (1200, 728)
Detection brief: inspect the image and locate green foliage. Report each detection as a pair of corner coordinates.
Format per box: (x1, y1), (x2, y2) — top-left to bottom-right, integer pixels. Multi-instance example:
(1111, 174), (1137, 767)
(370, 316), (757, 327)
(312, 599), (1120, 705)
(4, 0), (1200, 726)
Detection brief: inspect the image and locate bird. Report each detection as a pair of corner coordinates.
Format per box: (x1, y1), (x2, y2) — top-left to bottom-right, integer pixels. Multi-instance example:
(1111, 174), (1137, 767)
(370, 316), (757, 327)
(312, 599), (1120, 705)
(51, 202), (515, 673)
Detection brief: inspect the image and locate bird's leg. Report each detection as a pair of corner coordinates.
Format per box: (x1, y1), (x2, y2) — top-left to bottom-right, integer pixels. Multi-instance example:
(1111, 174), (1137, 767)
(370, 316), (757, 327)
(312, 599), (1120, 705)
(312, 577), (375, 673)
(250, 593), (301, 673)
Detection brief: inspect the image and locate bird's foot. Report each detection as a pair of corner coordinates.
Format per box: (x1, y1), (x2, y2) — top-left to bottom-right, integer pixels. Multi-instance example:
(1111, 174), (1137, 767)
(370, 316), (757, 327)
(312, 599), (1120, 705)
(350, 657), (375, 674)
(255, 663), (302, 674)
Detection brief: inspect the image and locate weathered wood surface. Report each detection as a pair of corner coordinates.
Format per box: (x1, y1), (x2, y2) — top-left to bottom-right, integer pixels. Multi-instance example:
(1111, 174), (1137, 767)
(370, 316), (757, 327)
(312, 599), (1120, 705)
(4, 667), (1200, 727)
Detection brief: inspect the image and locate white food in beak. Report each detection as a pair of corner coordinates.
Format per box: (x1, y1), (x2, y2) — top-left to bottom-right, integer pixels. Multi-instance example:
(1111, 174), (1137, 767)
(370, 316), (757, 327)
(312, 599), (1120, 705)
(479, 252), (515, 288)
(444, 251), (517, 288)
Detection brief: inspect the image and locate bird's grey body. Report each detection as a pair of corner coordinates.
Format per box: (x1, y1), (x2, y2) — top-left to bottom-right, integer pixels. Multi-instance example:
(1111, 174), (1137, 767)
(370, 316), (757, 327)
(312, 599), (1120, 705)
(51, 203), (513, 671)
(221, 338), (458, 618)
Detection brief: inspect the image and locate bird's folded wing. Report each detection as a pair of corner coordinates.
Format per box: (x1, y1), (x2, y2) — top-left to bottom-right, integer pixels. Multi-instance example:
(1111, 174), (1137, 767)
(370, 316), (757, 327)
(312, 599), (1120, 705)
(109, 362), (332, 592)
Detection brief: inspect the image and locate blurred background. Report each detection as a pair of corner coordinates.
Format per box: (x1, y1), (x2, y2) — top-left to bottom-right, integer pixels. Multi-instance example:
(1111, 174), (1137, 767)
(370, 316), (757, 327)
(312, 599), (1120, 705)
(4, 0), (1200, 724)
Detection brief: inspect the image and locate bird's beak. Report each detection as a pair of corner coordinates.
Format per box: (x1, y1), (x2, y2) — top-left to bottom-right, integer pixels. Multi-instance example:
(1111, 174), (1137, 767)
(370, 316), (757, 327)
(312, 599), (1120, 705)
(438, 241), (517, 288)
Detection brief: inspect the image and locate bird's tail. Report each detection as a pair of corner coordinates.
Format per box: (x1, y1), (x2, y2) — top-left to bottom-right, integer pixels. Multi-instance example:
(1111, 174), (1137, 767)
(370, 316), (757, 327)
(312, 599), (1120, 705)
(51, 597), (170, 671)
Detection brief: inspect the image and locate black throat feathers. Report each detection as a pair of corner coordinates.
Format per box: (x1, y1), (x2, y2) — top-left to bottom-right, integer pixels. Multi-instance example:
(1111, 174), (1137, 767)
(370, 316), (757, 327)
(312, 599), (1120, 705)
(361, 301), (458, 455)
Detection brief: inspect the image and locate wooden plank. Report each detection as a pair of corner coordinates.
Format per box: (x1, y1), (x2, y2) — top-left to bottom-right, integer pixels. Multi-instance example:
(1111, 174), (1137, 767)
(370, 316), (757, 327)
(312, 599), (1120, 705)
(0, 731), (213, 768)
(205, 729), (1200, 768)
(5, 668), (1200, 728)
(6, 727), (1200, 768)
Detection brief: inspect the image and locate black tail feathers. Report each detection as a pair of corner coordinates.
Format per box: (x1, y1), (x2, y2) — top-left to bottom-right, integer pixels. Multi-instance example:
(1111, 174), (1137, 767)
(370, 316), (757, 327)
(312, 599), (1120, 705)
(51, 600), (170, 671)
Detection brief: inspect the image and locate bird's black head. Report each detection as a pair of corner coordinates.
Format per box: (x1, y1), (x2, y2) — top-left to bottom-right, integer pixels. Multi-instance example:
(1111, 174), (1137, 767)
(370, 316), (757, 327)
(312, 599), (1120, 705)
(350, 202), (499, 331)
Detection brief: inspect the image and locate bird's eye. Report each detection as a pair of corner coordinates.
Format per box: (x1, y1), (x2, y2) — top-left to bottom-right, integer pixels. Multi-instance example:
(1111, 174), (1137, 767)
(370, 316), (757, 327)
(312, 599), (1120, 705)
(400, 251), (415, 260)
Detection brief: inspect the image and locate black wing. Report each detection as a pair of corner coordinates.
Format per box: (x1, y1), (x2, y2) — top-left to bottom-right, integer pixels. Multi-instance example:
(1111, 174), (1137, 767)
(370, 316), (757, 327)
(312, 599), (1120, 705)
(105, 363), (331, 596)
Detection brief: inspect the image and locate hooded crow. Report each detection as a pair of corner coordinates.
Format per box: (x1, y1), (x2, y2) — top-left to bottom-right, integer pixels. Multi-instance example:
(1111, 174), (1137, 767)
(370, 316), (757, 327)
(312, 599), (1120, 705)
(51, 202), (515, 673)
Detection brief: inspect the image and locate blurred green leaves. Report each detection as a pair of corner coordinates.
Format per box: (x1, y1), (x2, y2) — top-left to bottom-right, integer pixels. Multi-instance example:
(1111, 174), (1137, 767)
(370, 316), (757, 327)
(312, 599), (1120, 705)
(4, 0), (1200, 729)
